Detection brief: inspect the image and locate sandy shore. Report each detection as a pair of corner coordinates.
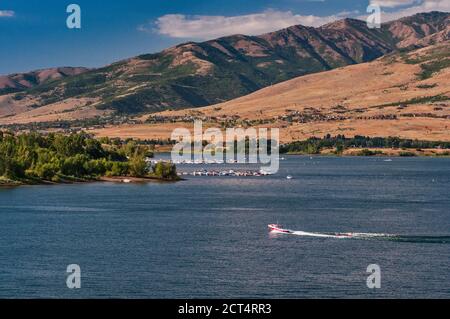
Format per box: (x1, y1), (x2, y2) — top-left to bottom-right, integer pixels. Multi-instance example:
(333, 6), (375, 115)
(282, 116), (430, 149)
(0, 175), (180, 187)
(99, 176), (180, 183)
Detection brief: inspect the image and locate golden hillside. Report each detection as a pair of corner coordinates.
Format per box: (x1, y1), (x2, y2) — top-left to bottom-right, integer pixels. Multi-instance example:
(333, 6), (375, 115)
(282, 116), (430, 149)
(91, 41), (450, 142)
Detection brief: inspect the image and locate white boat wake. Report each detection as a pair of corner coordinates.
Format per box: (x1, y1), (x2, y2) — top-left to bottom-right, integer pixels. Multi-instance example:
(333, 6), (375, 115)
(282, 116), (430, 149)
(291, 231), (393, 239)
(269, 224), (450, 243)
(268, 224), (385, 239)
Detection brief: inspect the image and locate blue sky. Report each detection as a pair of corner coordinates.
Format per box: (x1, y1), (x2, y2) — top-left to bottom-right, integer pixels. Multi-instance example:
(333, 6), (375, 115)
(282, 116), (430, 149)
(0, 0), (448, 75)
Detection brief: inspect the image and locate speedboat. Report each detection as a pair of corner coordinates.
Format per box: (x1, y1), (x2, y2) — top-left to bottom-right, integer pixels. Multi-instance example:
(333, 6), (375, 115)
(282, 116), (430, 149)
(268, 224), (293, 234)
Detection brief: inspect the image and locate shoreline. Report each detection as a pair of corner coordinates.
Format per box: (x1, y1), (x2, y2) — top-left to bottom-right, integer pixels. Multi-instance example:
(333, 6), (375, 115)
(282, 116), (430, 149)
(285, 147), (450, 157)
(2, 151), (449, 188)
(98, 176), (181, 183)
(0, 175), (181, 188)
(152, 148), (450, 157)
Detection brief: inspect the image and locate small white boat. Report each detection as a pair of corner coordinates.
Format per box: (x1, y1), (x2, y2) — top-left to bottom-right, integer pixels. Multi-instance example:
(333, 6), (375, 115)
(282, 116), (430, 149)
(268, 224), (293, 234)
(122, 179), (132, 183)
(286, 175), (293, 180)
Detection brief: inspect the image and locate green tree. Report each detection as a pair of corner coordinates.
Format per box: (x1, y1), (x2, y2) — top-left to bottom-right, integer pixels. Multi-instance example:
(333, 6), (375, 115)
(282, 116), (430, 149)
(107, 161), (130, 177)
(129, 154), (148, 177)
(61, 154), (89, 177)
(34, 163), (59, 180)
(152, 162), (178, 180)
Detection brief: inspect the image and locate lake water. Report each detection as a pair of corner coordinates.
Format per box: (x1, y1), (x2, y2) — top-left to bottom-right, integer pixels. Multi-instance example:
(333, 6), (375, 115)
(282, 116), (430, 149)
(0, 156), (449, 298)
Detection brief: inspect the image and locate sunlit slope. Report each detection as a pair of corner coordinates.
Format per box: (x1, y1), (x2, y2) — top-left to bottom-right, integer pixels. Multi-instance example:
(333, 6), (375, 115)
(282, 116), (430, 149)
(110, 41), (449, 142)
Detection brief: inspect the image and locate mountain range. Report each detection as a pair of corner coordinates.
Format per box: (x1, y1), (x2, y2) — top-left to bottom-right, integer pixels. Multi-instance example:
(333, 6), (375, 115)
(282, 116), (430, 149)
(0, 67), (88, 95)
(86, 39), (448, 143)
(0, 11), (448, 121)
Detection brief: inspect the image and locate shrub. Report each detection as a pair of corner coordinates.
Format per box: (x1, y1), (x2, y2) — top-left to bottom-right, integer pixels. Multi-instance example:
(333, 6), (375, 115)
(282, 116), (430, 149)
(399, 151), (417, 157)
(152, 162), (178, 180)
(129, 155), (148, 177)
(356, 149), (383, 156)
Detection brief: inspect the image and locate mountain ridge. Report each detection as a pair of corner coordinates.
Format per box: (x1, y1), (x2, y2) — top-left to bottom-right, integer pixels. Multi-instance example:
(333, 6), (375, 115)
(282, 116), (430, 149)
(89, 41), (450, 142)
(0, 11), (449, 119)
(0, 67), (89, 95)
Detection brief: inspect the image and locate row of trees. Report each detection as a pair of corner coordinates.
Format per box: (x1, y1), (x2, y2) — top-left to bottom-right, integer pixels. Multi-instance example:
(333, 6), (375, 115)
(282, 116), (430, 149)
(280, 135), (450, 154)
(0, 131), (178, 182)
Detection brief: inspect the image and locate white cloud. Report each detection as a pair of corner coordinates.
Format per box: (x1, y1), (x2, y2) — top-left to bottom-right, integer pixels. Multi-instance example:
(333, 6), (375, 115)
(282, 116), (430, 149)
(145, 1), (449, 40)
(370, 0), (420, 8)
(0, 10), (14, 17)
(363, 0), (450, 22)
(148, 10), (352, 40)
